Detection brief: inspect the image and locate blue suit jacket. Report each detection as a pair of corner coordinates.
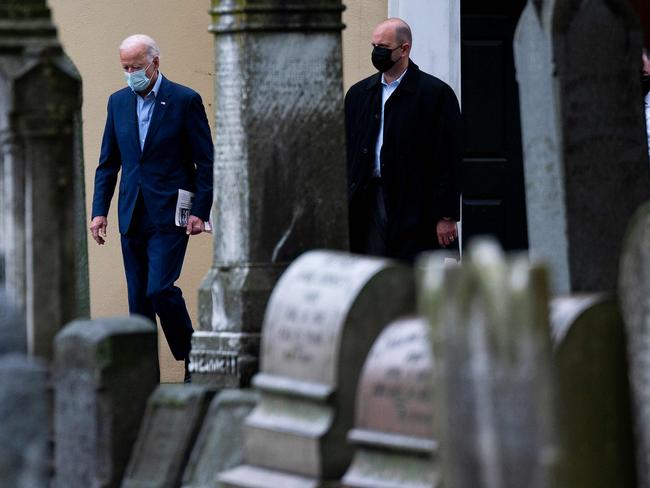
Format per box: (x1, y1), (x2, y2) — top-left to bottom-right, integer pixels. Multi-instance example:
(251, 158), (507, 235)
(92, 76), (214, 234)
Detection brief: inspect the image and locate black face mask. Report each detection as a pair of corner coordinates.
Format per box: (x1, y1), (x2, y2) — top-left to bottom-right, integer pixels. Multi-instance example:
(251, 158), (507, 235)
(643, 74), (650, 97)
(372, 46), (399, 73)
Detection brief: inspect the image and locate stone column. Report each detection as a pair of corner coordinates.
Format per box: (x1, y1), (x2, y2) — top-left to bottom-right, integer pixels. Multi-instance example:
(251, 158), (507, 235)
(193, 0), (349, 386)
(514, 0), (650, 294)
(0, 0), (89, 359)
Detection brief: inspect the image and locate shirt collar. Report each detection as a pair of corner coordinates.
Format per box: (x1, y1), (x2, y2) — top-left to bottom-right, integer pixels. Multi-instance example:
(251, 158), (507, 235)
(382, 68), (408, 88)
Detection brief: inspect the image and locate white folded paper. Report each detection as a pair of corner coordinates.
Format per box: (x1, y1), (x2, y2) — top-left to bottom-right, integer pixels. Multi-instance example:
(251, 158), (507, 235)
(175, 189), (213, 233)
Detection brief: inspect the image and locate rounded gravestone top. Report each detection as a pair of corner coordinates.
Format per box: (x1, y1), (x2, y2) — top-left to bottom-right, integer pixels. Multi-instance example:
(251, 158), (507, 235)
(0, 290), (26, 356)
(354, 316), (433, 440)
(259, 250), (414, 389)
(56, 315), (156, 345)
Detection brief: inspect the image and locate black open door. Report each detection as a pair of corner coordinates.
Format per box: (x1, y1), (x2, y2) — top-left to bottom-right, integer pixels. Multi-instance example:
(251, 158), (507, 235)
(461, 0), (528, 250)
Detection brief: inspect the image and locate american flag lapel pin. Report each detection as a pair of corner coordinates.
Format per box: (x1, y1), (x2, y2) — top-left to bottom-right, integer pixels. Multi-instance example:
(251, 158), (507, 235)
(161, 101), (166, 105)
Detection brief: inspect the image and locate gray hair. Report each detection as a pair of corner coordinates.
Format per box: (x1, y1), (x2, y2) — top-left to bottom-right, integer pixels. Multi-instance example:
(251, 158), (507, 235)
(120, 34), (161, 61)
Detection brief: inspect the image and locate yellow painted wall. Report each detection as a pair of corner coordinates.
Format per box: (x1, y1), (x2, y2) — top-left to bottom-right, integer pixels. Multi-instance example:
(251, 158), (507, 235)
(343, 0), (389, 89)
(46, 0), (386, 381)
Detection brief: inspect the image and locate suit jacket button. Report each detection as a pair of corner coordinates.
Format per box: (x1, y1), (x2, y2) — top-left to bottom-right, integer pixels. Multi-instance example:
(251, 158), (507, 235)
(350, 182), (357, 191)
(375, 113), (380, 119)
(362, 148), (368, 154)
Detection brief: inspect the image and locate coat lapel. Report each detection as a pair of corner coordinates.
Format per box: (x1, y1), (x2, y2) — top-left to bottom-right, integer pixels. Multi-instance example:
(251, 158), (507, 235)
(390, 60), (419, 101)
(141, 76), (170, 157)
(127, 91), (142, 158)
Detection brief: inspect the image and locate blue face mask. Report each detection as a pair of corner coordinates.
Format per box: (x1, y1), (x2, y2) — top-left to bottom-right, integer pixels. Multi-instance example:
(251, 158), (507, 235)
(124, 61), (153, 92)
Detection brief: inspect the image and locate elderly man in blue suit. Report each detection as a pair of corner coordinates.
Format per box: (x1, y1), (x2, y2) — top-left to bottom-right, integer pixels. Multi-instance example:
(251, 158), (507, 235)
(90, 34), (214, 382)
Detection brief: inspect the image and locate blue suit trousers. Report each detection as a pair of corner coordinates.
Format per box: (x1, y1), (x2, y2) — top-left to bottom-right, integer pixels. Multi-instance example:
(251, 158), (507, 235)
(120, 196), (193, 360)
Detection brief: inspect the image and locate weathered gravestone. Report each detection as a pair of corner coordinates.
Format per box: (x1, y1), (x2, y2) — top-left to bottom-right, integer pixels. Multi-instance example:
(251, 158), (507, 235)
(550, 294), (636, 488)
(0, 354), (49, 488)
(418, 240), (559, 488)
(619, 201), (650, 488)
(182, 389), (259, 488)
(0, 0), (89, 360)
(514, 0), (650, 294)
(218, 250), (415, 487)
(342, 317), (438, 488)
(53, 317), (158, 488)
(192, 0), (349, 387)
(122, 385), (216, 488)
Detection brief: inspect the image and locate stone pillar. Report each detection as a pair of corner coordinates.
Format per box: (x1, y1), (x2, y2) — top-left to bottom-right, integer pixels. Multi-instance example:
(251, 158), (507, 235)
(514, 0), (650, 294)
(0, 0), (89, 359)
(388, 0), (461, 98)
(193, 0), (349, 386)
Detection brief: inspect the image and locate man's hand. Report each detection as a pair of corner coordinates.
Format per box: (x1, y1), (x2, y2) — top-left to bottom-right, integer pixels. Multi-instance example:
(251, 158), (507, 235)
(186, 215), (205, 235)
(90, 216), (108, 245)
(436, 219), (457, 247)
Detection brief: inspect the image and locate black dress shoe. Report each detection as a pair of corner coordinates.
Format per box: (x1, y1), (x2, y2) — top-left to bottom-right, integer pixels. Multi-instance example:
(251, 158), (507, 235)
(184, 358), (192, 384)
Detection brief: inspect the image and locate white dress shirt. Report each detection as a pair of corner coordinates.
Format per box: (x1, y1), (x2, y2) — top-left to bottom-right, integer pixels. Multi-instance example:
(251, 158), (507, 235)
(136, 72), (163, 150)
(374, 69), (408, 177)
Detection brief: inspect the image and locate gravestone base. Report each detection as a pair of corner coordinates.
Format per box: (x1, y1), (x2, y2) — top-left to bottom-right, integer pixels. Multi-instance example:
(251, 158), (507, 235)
(342, 448), (436, 488)
(189, 331), (259, 387)
(219, 465), (340, 488)
(193, 264), (284, 387)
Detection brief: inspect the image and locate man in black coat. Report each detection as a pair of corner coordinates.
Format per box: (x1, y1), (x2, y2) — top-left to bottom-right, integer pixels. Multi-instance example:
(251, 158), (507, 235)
(345, 18), (461, 262)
